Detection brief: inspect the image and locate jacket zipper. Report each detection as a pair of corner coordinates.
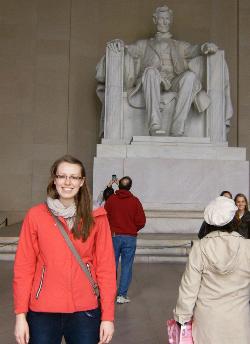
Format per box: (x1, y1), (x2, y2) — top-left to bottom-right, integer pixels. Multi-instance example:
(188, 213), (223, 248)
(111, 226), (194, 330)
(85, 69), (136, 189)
(86, 263), (99, 297)
(35, 266), (46, 299)
(86, 263), (92, 276)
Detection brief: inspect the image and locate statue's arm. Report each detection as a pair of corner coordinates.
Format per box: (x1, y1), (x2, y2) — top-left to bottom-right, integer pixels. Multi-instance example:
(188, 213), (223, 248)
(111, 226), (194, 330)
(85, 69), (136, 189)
(106, 39), (147, 89)
(182, 41), (218, 59)
(96, 55), (106, 83)
(200, 42), (218, 55)
(182, 42), (202, 59)
(95, 40), (125, 84)
(96, 39), (146, 89)
(126, 39), (147, 59)
(105, 39), (144, 56)
(124, 40), (147, 89)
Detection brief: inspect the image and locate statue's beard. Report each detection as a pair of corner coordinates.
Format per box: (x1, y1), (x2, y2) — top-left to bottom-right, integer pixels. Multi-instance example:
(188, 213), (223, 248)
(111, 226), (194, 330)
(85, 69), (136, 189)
(157, 25), (170, 33)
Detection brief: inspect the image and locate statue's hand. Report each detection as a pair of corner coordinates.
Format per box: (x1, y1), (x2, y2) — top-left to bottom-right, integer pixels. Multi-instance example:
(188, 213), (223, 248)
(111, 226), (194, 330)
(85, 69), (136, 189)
(107, 39), (124, 53)
(201, 42), (218, 55)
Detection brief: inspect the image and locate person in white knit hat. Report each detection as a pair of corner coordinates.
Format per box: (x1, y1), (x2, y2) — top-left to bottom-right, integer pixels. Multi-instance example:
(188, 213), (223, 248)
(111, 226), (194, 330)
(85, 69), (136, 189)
(203, 196), (237, 226)
(173, 196), (250, 344)
(198, 192), (234, 239)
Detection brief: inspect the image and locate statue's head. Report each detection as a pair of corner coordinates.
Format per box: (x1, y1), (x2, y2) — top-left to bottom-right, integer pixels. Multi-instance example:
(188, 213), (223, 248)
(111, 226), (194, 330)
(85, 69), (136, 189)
(153, 5), (173, 33)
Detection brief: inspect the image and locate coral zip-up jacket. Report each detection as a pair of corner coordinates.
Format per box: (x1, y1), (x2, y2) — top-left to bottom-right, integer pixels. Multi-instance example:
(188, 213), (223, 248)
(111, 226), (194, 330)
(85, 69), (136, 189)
(13, 204), (116, 321)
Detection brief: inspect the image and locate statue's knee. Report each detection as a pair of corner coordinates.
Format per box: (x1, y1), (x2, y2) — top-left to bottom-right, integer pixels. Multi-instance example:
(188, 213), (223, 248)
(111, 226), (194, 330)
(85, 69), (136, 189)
(142, 67), (161, 86)
(182, 71), (196, 83)
(143, 67), (159, 78)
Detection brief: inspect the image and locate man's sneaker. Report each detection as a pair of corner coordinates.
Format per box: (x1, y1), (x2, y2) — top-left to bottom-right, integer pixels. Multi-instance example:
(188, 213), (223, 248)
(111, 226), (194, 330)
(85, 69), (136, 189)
(116, 295), (131, 304)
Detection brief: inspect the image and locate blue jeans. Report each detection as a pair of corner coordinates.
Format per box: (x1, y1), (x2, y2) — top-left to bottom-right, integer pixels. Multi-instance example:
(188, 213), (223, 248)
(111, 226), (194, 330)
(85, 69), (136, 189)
(112, 235), (137, 296)
(27, 309), (101, 344)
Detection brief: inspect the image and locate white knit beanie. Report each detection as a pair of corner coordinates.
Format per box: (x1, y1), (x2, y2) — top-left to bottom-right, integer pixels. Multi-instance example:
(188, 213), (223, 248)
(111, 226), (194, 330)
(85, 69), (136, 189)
(204, 196), (238, 226)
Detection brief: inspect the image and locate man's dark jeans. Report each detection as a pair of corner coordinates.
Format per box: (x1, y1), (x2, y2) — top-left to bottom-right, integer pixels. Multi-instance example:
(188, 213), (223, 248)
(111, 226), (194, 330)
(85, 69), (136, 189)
(27, 308), (100, 344)
(112, 235), (137, 296)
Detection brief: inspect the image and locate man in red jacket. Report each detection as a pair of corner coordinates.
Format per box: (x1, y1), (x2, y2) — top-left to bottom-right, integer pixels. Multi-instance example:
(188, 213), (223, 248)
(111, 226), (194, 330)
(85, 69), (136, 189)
(104, 176), (146, 304)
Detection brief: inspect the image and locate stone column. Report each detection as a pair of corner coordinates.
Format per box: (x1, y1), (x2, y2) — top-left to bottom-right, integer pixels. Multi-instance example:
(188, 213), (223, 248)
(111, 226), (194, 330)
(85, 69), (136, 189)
(104, 46), (124, 140)
(206, 50), (226, 143)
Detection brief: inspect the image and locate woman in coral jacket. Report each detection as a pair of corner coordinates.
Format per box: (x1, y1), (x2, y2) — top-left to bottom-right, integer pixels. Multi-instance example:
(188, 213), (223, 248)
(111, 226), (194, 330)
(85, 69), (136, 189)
(13, 155), (116, 344)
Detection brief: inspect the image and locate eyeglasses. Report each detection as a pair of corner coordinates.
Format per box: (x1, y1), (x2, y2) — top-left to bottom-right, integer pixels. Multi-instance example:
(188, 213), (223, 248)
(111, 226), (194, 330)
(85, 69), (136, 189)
(55, 175), (84, 183)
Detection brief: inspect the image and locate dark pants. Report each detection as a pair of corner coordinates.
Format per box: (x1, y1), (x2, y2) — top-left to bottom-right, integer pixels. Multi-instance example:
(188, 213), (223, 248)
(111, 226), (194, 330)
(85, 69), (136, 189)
(27, 309), (101, 344)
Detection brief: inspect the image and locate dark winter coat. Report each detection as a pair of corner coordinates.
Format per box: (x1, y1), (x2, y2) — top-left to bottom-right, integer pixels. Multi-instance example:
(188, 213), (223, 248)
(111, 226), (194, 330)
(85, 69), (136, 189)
(234, 210), (250, 239)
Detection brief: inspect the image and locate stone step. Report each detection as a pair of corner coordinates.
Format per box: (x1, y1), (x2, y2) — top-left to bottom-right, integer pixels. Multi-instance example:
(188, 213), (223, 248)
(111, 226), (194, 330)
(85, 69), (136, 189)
(0, 237), (18, 260)
(97, 140), (246, 160)
(0, 222), (20, 260)
(0, 244), (17, 253)
(136, 247), (190, 256)
(137, 232), (196, 245)
(135, 233), (197, 263)
(134, 255), (188, 263)
(0, 222), (21, 236)
(0, 253), (16, 261)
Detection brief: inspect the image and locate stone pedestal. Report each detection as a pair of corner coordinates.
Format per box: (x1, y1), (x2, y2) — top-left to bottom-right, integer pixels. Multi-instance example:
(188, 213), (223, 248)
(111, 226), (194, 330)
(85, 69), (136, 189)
(93, 137), (249, 234)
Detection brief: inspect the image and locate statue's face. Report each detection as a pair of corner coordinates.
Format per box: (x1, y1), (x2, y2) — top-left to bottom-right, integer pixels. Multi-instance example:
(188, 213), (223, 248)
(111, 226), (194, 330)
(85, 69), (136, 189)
(154, 12), (171, 33)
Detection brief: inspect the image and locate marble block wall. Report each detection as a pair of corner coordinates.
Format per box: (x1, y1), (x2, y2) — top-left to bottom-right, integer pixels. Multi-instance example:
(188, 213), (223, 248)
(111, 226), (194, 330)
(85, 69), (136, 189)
(0, 0), (250, 223)
(93, 140), (249, 234)
(0, 1), (70, 223)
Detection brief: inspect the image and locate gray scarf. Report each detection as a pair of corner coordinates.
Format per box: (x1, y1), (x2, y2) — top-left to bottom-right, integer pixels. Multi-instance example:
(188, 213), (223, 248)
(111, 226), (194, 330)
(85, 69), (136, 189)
(47, 197), (76, 229)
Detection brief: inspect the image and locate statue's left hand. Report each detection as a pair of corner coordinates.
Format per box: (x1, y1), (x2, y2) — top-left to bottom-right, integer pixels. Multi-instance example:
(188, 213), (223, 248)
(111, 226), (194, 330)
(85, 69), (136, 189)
(201, 42), (218, 55)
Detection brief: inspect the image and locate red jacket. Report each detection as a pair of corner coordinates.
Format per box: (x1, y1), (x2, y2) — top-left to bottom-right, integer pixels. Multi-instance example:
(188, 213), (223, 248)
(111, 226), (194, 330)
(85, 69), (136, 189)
(104, 189), (146, 236)
(13, 204), (116, 321)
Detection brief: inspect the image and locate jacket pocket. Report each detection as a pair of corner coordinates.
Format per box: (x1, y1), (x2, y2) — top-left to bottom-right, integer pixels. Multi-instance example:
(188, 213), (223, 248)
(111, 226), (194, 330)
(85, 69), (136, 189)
(82, 308), (101, 319)
(35, 265), (46, 300)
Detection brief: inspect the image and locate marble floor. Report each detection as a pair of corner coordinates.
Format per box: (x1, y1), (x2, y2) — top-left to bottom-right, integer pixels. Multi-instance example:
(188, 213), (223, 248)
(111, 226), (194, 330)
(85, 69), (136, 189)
(0, 262), (185, 344)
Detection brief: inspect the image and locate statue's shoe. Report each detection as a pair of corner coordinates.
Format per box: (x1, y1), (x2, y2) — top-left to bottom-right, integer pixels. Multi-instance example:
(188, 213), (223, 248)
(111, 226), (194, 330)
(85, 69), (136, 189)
(170, 132), (184, 137)
(149, 122), (161, 136)
(149, 129), (166, 136)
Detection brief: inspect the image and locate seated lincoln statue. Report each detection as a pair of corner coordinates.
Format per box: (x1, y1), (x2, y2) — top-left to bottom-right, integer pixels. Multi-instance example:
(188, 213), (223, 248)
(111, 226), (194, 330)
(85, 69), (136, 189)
(96, 5), (233, 138)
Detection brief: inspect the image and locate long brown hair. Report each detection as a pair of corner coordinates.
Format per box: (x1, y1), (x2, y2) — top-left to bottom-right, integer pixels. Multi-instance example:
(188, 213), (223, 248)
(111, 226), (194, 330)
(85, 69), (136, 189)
(47, 155), (94, 241)
(234, 193), (249, 220)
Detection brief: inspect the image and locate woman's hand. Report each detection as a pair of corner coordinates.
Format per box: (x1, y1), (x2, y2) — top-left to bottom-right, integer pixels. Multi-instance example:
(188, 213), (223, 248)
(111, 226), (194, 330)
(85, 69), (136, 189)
(14, 313), (29, 344)
(98, 320), (114, 343)
(107, 180), (113, 188)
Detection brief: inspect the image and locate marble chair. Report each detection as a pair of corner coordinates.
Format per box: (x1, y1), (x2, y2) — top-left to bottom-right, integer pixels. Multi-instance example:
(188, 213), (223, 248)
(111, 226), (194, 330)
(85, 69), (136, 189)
(97, 48), (232, 144)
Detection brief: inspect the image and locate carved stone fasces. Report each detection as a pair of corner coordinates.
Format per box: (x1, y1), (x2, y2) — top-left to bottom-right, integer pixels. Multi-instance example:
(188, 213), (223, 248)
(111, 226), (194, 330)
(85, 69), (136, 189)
(104, 46), (124, 139)
(206, 50), (226, 143)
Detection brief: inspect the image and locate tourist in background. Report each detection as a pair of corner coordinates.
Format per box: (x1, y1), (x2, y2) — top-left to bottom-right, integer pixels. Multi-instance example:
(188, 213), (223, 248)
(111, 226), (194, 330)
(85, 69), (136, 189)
(174, 196), (250, 344)
(219, 190), (232, 199)
(105, 176), (146, 304)
(234, 193), (250, 239)
(198, 190), (232, 239)
(95, 177), (119, 207)
(13, 155), (116, 344)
